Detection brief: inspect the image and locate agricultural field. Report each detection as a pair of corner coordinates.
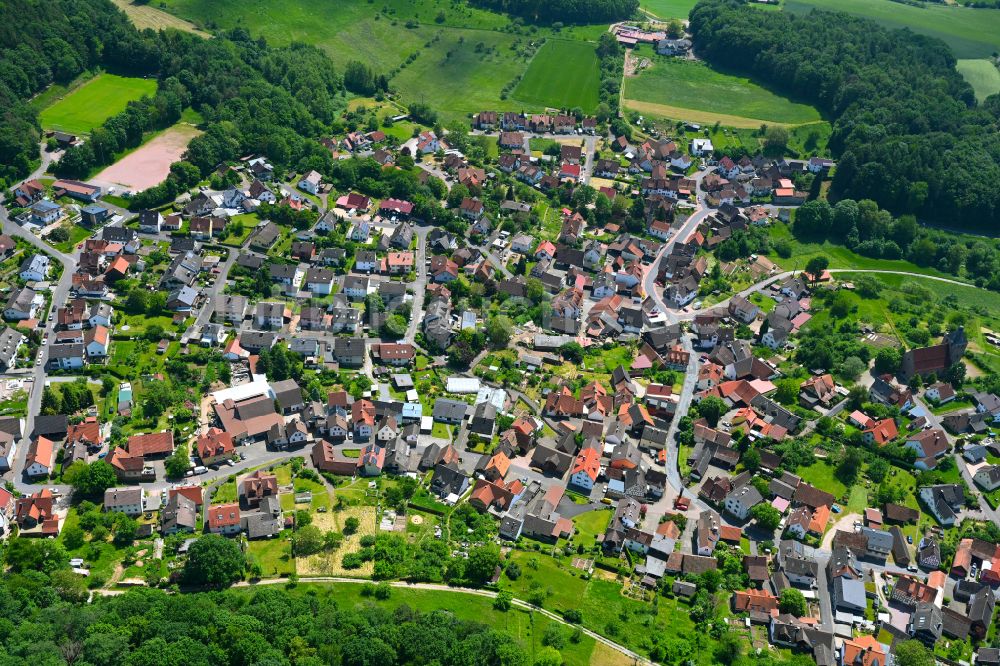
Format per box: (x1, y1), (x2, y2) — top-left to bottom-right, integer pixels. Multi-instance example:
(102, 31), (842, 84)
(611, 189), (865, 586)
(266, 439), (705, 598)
(38, 73), (158, 134)
(108, 0), (206, 35)
(640, 0), (698, 19)
(956, 59), (1000, 102)
(157, 0), (608, 121)
(623, 55), (823, 128)
(512, 40), (602, 113)
(783, 0), (1000, 58)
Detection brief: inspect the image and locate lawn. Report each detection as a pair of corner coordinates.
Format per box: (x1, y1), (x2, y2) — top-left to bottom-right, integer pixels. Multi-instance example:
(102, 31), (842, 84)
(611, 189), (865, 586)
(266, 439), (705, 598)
(50, 223), (92, 254)
(221, 213), (257, 246)
(58, 509), (124, 583)
(572, 509), (612, 551)
(641, 0), (698, 19)
(293, 475), (330, 511)
(784, 0), (1000, 59)
(796, 460), (847, 500)
(513, 40), (601, 113)
(247, 534), (295, 577)
(39, 73), (158, 135)
(212, 480), (238, 503)
(585, 345), (633, 374)
(957, 59), (1000, 102)
(504, 550), (590, 611)
(624, 55), (822, 128)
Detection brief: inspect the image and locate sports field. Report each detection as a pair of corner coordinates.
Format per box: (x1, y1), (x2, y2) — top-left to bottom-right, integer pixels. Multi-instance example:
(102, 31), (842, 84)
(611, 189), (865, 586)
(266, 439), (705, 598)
(93, 123), (201, 191)
(512, 40), (601, 113)
(623, 56), (822, 127)
(784, 0), (1000, 59)
(39, 74), (158, 134)
(957, 59), (1000, 102)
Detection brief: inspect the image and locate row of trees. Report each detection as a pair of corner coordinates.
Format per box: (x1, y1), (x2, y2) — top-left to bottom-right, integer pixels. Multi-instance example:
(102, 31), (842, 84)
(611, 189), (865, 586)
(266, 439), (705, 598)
(689, 0), (1000, 230)
(469, 0), (638, 24)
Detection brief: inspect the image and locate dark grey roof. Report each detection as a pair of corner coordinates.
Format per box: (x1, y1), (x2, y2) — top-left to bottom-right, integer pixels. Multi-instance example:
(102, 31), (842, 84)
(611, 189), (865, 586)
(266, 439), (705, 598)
(432, 398), (468, 422)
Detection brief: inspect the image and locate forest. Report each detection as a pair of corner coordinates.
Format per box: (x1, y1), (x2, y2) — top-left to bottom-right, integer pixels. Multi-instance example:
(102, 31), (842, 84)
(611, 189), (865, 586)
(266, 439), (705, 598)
(467, 0), (639, 24)
(0, 578), (539, 666)
(689, 0), (1000, 231)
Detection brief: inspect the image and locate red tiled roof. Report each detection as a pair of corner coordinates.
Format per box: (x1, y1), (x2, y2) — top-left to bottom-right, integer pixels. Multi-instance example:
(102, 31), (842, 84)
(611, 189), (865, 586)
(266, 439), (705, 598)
(207, 503), (241, 529)
(127, 431), (174, 456)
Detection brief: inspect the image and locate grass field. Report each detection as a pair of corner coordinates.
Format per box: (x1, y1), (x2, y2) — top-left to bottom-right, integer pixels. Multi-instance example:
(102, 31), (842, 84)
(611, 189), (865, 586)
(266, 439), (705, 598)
(624, 55), (822, 127)
(513, 40), (601, 113)
(956, 59), (1000, 102)
(835, 271), (1000, 317)
(39, 74), (157, 134)
(640, 0), (698, 19)
(248, 535), (294, 577)
(784, 0), (1000, 59)
(390, 27), (528, 123)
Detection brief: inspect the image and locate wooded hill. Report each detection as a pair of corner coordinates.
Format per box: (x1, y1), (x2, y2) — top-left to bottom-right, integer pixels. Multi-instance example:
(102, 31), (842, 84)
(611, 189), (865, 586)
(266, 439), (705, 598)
(690, 0), (1000, 231)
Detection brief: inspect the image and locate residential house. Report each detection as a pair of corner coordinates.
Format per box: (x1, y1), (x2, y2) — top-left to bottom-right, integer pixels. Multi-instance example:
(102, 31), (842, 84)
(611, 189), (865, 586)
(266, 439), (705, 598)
(919, 484), (965, 526)
(207, 503), (242, 535)
(19, 254), (49, 282)
(25, 437), (55, 477)
(104, 488), (144, 516)
(724, 485), (762, 521)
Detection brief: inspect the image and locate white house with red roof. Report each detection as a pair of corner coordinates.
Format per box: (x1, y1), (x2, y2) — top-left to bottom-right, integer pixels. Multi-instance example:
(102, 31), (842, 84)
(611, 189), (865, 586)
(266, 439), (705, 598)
(569, 447), (601, 491)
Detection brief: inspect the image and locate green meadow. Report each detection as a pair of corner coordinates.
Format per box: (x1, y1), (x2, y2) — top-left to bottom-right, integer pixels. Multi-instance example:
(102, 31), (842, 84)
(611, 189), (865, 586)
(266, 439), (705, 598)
(956, 59), (1000, 102)
(784, 0), (1000, 59)
(640, 0), (699, 19)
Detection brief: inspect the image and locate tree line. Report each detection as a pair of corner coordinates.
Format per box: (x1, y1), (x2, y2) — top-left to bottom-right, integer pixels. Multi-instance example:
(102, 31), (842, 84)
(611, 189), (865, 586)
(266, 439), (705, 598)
(793, 197), (1000, 290)
(689, 0), (1000, 231)
(468, 0), (639, 24)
